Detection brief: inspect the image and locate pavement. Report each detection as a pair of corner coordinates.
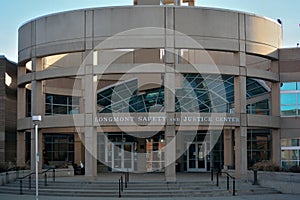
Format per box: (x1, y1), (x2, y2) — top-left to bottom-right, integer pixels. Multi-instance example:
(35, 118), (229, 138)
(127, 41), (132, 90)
(0, 193), (299, 200)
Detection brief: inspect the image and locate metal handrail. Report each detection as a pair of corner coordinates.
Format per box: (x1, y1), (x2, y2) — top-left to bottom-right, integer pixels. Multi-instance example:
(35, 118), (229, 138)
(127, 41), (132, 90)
(2, 167), (22, 184)
(17, 168), (55, 195)
(213, 169), (236, 196)
(118, 171), (130, 198)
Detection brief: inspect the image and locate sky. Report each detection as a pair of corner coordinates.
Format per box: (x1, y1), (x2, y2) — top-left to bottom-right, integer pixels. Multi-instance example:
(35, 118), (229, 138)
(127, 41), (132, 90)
(0, 0), (299, 62)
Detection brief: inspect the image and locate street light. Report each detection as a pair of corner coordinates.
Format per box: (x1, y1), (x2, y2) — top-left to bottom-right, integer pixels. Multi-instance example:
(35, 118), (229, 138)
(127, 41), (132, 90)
(32, 115), (41, 200)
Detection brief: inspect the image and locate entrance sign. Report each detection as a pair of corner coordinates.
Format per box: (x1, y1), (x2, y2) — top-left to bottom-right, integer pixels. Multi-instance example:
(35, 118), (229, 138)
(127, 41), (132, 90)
(95, 114), (240, 126)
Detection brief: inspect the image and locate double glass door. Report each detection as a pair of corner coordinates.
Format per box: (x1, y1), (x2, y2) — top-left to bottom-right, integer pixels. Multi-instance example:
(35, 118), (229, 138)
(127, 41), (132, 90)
(187, 142), (207, 172)
(112, 143), (134, 172)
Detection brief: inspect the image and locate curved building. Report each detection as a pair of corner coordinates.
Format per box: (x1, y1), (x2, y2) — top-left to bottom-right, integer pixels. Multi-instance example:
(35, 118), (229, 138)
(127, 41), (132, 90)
(16, 0), (300, 180)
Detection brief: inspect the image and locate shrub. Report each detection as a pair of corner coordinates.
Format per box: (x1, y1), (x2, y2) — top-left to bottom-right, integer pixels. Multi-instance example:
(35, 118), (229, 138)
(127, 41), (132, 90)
(252, 160), (282, 172)
(288, 165), (300, 173)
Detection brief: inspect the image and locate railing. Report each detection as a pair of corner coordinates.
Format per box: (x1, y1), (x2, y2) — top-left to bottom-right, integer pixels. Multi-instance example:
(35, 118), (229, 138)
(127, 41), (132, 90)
(2, 167), (21, 184)
(118, 171), (130, 198)
(212, 168), (236, 196)
(17, 168), (55, 195)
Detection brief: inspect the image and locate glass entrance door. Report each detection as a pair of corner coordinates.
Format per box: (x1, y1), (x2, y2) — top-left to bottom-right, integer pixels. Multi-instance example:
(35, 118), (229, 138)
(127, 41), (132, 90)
(112, 143), (134, 172)
(187, 142), (207, 172)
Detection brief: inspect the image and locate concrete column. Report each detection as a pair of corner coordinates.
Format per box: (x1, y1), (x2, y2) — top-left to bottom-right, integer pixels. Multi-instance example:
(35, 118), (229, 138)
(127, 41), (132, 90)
(270, 60), (281, 166)
(84, 127), (97, 178)
(234, 74), (247, 179)
(30, 57), (44, 172)
(17, 65), (26, 119)
(17, 132), (26, 166)
(223, 129), (233, 169)
(234, 127), (247, 179)
(233, 13), (248, 179)
(83, 50), (97, 178)
(272, 129), (281, 166)
(164, 7), (176, 182)
(74, 133), (82, 166)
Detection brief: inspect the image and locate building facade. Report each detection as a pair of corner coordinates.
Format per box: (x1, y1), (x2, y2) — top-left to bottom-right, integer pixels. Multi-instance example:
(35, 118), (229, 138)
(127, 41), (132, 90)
(0, 56), (17, 166)
(16, 0), (300, 180)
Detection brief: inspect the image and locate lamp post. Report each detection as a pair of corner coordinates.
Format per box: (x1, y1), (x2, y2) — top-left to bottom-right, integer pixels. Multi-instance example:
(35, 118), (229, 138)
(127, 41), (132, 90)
(32, 115), (41, 200)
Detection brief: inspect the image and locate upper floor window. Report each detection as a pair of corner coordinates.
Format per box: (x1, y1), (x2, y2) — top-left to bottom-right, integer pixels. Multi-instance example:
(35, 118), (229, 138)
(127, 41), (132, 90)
(280, 82), (300, 116)
(46, 94), (80, 115)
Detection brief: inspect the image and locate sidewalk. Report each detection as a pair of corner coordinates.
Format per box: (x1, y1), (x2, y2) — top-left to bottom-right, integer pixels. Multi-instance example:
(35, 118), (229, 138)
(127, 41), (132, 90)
(0, 193), (299, 200)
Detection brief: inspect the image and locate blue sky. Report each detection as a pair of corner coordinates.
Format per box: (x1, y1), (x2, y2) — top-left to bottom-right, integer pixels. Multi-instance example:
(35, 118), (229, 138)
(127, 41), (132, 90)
(1, 0), (299, 62)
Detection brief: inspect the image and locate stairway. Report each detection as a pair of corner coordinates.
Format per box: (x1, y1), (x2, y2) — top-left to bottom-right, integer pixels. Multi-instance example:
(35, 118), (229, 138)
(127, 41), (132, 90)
(0, 174), (280, 198)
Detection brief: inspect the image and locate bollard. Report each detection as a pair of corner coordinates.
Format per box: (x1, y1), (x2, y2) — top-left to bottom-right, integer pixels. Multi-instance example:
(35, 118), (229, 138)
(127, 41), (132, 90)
(253, 169), (258, 185)
(53, 169), (55, 182)
(16, 168), (19, 179)
(20, 179), (23, 195)
(44, 173), (47, 186)
(29, 175), (31, 190)
(216, 172), (219, 187)
(121, 176), (123, 192)
(119, 179), (121, 198)
(211, 168), (214, 181)
(6, 172), (9, 184)
(227, 176), (229, 190)
(233, 178), (236, 196)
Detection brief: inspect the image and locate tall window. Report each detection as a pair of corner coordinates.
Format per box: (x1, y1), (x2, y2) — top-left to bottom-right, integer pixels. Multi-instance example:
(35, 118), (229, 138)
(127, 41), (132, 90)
(281, 138), (300, 168)
(281, 82), (300, 116)
(46, 94), (80, 115)
(44, 134), (74, 166)
(247, 129), (271, 167)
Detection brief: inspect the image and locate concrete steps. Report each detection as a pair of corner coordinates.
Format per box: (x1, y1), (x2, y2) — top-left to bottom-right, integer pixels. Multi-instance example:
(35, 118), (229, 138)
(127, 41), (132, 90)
(0, 176), (281, 198)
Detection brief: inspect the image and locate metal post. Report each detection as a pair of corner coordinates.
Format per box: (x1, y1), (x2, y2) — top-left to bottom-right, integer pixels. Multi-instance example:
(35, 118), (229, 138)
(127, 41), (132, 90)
(227, 176), (229, 190)
(35, 123), (39, 200)
(53, 169), (55, 182)
(29, 175), (32, 190)
(20, 179), (23, 195)
(216, 172), (219, 187)
(127, 171), (129, 183)
(233, 178), (236, 196)
(119, 179), (121, 198)
(211, 168), (213, 181)
(44, 173), (47, 186)
(253, 169), (258, 185)
(6, 172), (8, 184)
(16, 168), (19, 179)
(121, 176), (123, 192)
(32, 115), (41, 200)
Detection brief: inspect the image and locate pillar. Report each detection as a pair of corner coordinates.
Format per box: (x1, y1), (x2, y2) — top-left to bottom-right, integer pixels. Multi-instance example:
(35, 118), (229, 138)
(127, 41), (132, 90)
(223, 129), (233, 169)
(84, 127), (97, 178)
(272, 129), (281, 166)
(164, 7), (176, 182)
(270, 61), (281, 166)
(17, 132), (26, 166)
(83, 10), (97, 178)
(30, 57), (44, 172)
(233, 13), (248, 179)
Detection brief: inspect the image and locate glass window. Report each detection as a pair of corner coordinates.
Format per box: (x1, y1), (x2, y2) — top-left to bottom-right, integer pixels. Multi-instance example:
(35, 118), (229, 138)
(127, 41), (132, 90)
(282, 150), (299, 160)
(247, 130), (271, 168)
(297, 82), (300, 90)
(280, 82), (300, 116)
(281, 138), (300, 168)
(44, 134), (74, 167)
(281, 82), (297, 91)
(45, 94), (80, 115)
(281, 93), (297, 105)
(281, 105), (297, 116)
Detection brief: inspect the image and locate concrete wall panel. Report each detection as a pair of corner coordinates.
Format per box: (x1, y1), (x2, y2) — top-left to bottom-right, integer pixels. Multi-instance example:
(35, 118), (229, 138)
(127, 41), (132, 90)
(175, 8), (239, 40)
(93, 7), (164, 38)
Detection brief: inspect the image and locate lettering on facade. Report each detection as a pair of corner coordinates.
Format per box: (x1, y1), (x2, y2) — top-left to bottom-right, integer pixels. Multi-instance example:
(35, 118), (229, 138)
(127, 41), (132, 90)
(95, 115), (240, 125)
